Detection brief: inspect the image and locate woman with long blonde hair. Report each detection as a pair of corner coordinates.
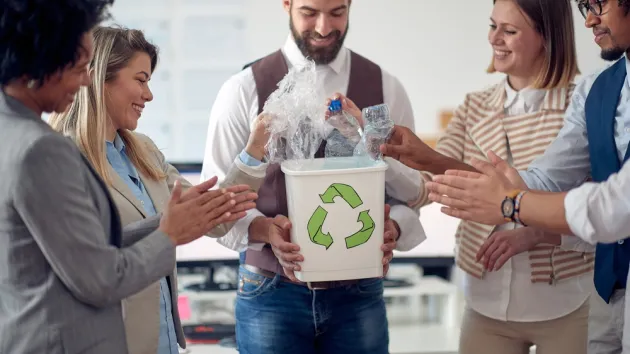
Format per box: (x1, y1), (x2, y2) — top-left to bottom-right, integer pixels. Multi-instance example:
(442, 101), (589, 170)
(49, 26), (268, 354)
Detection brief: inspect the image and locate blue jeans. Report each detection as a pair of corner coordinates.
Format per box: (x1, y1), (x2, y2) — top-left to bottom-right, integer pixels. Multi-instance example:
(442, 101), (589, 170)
(235, 265), (389, 354)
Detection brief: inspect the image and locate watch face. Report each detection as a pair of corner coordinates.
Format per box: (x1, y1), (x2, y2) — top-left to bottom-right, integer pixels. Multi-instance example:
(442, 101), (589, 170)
(501, 198), (514, 218)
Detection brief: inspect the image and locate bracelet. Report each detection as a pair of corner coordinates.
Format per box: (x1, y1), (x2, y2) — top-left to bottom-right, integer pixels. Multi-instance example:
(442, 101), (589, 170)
(513, 190), (528, 226)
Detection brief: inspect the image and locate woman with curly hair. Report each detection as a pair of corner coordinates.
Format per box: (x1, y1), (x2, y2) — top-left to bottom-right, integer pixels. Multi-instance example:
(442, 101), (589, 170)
(0, 1), (257, 353)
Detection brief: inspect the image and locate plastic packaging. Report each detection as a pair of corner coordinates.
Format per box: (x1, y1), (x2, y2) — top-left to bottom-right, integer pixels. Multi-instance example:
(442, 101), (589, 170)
(354, 104), (395, 160)
(263, 60), (328, 164)
(324, 99), (363, 158)
(261, 60), (394, 166)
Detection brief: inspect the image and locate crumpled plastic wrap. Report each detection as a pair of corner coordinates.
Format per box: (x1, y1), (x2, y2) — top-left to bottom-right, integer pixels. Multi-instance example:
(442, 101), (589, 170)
(353, 104), (395, 160)
(263, 60), (328, 164)
(262, 60), (394, 166)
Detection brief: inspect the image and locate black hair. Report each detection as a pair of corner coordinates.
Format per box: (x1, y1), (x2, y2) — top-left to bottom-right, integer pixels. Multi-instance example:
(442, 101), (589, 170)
(0, 0), (114, 86)
(575, 0), (630, 14)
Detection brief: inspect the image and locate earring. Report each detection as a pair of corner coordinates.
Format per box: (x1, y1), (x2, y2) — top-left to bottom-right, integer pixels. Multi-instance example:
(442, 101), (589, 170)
(26, 79), (36, 89)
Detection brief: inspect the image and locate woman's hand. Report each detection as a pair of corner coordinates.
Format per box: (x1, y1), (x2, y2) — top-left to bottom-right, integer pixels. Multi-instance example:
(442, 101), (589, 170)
(159, 180), (256, 245)
(245, 113), (272, 162)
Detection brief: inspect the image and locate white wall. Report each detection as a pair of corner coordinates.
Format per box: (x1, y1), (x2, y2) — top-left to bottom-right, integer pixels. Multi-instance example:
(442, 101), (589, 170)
(243, 0), (606, 135)
(108, 0), (608, 161)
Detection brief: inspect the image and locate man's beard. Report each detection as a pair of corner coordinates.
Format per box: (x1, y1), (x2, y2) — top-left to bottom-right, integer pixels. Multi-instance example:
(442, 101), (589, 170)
(290, 17), (348, 65)
(601, 46), (626, 61)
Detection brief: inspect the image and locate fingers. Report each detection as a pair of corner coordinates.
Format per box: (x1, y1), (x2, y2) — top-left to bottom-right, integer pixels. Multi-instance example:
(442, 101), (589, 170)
(382, 263), (390, 277)
(485, 243), (509, 271)
(379, 143), (406, 160)
(384, 204), (391, 221)
(283, 267), (298, 282)
(439, 206), (473, 221)
(382, 250), (394, 265)
(443, 170), (482, 179)
(224, 184), (252, 194)
(193, 176), (218, 193)
(492, 252), (513, 271)
(476, 234), (497, 262)
(427, 192), (469, 209)
(430, 175), (477, 192)
(168, 180), (182, 206)
(469, 158), (500, 179)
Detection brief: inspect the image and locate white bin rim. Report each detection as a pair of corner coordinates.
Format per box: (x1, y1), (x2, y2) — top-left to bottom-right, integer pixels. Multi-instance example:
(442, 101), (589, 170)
(281, 157), (388, 176)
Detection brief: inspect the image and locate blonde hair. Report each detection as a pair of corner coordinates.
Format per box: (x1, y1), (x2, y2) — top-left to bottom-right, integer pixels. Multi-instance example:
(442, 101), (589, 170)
(487, 0), (579, 89)
(49, 26), (165, 185)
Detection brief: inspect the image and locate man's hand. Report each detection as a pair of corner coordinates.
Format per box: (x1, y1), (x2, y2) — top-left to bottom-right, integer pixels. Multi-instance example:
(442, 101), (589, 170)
(249, 216), (303, 282)
(245, 113), (272, 161)
(476, 227), (545, 271)
(382, 204), (398, 277)
(487, 151), (528, 190)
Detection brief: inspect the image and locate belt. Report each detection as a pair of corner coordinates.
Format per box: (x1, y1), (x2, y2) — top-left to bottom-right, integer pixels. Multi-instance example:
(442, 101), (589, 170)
(242, 264), (360, 290)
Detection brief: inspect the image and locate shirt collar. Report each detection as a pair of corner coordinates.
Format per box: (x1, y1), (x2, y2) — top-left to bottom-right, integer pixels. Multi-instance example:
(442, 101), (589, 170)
(503, 80), (546, 110)
(106, 133), (126, 154)
(282, 34), (348, 74)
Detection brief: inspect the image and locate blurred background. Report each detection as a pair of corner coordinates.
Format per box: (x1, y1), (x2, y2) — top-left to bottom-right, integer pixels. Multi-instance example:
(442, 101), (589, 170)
(102, 1), (606, 353)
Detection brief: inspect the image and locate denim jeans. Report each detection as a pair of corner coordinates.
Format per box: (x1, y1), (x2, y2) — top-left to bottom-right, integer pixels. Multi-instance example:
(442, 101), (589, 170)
(235, 265), (389, 354)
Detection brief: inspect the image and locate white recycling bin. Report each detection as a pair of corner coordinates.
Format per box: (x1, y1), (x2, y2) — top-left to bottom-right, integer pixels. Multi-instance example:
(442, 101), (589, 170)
(281, 156), (388, 282)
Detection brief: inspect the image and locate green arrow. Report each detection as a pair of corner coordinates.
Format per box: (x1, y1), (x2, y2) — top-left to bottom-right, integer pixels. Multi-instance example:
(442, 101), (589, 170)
(319, 183), (363, 209)
(345, 210), (375, 249)
(307, 206), (334, 249)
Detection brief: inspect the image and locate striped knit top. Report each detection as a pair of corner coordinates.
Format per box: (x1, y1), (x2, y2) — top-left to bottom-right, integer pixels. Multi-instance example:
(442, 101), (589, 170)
(415, 80), (594, 284)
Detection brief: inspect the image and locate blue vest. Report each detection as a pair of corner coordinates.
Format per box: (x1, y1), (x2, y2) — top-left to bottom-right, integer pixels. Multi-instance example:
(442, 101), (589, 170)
(585, 58), (630, 303)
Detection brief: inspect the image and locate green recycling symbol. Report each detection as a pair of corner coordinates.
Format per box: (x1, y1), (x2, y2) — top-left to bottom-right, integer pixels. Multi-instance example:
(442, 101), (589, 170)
(306, 183), (375, 250)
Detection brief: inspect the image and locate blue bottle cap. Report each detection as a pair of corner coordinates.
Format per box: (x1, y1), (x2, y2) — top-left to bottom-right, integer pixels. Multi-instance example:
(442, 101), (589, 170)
(328, 99), (342, 112)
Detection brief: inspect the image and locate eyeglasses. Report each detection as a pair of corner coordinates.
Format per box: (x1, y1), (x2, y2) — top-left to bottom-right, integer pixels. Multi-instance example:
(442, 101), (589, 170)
(578, 0), (608, 18)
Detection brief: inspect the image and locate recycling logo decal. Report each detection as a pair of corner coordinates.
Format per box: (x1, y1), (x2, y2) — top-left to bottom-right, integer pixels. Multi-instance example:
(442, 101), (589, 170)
(307, 183), (375, 250)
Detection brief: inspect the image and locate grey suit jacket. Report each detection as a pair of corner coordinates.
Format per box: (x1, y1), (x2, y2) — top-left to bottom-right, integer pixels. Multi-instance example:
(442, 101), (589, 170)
(0, 91), (176, 354)
(111, 133), (265, 354)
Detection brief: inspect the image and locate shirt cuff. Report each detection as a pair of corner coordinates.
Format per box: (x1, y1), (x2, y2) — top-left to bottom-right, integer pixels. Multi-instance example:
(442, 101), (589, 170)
(564, 183), (599, 244)
(239, 150), (264, 167)
(389, 204), (426, 251)
(216, 208), (265, 252)
(234, 153), (268, 179)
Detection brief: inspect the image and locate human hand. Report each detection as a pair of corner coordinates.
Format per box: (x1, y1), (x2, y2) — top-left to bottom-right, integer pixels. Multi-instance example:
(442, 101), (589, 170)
(250, 215), (303, 282)
(382, 204), (398, 277)
(325, 92), (363, 126)
(180, 176), (258, 218)
(379, 125), (441, 171)
(245, 113), (272, 162)
(160, 180), (254, 245)
(487, 151), (528, 190)
(425, 153), (519, 225)
(476, 227), (544, 271)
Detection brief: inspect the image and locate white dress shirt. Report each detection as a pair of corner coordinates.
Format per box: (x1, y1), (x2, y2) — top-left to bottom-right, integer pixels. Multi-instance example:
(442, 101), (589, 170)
(201, 35), (426, 253)
(565, 159), (630, 244)
(464, 81), (593, 322)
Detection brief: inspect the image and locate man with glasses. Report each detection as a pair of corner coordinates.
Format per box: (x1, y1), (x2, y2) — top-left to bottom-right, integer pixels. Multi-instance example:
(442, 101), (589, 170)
(483, 0), (630, 352)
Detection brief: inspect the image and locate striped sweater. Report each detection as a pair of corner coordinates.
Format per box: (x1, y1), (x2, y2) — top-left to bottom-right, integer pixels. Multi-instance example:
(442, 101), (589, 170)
(416, 80), (594, 283)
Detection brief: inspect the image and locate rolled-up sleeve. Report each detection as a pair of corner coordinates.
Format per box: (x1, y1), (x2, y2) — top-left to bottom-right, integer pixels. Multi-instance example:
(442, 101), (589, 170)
(565, 161), (630, 244)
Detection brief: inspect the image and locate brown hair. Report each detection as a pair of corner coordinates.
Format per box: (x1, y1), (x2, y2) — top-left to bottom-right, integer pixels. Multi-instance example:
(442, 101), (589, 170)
(487, 0), (579, 89)
(49, 26), (165, 185)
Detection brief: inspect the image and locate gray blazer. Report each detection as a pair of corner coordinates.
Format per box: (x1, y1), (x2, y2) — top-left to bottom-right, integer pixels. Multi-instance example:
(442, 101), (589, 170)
(0, 91), (176, 354)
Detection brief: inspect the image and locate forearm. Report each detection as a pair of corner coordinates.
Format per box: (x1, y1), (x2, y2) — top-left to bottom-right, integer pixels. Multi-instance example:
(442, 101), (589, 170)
(519, 191), (572, 235)
(425, 153), (477, 175)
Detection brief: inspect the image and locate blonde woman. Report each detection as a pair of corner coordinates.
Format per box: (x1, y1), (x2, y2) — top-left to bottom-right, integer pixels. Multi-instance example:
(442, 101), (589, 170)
(341, 0), (595, 353)
(49, 26), (268, 354)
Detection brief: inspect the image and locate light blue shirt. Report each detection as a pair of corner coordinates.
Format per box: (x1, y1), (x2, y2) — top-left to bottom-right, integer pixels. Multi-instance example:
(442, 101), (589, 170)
(520, 57), (630, 193)
(106, 134), (179, 354)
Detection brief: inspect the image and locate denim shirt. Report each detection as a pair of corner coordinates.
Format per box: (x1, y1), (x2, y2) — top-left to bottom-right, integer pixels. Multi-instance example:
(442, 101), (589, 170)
(106, 134), (179, 354)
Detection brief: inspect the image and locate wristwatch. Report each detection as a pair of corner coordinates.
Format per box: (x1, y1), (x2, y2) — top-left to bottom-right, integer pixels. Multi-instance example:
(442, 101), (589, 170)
(501, 189), (527, 226)
(501, 189), (520, 222)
